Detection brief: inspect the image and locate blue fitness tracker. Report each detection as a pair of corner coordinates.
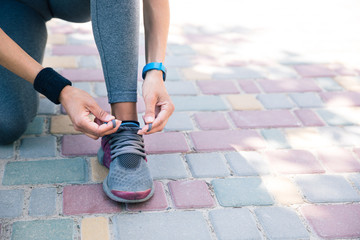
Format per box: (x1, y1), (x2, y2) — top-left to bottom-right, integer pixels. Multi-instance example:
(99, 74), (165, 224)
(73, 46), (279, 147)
(142, 62), (167, 81)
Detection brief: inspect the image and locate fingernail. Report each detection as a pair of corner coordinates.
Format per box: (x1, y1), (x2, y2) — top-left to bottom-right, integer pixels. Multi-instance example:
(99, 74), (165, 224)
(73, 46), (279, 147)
(145, 116), (154, 123)
(105, 115), (114, 121)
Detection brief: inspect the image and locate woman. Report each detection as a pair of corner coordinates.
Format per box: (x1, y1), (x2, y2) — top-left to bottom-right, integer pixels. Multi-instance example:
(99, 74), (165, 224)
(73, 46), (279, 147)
(0, 0), (174, 203)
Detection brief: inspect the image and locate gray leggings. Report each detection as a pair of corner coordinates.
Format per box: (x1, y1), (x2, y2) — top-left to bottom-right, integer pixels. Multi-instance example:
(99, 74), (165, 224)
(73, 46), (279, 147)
(0, 0), (139, 144)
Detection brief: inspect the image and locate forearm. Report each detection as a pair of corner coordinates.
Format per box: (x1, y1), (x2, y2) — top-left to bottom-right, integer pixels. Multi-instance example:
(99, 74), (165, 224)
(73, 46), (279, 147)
(143, 0), (170, 63)
(0, 28), (43, 84)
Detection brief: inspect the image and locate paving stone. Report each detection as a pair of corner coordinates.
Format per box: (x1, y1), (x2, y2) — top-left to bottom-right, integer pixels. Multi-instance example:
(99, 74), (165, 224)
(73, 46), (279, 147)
(182, 67), (212, 80)
(63, 184), (121, 215)
(166, 68), (183, 81)
(112, 211), (212, 240)
(73, 82), (92, 94)
(24, 116), (45, 135)
(61, 69), (104, 82)
(334, 76), (360, 92)
(94, 82), (107, 97)
(190, 130), (266, 151)
(238, 80), (261, 93)
(194, 112), (230, 130)
(144, 132), (189, 154)
(316, 148), (360, 172)
(81, 217), (110, 240)
(51, 115), (80, 134)
(264, 149), (324, 174)
(0, 144), (14, 159)
(319, 127), (360, 146)
(164, 112), (193, 131)
(62, 135), (100, 156)
(165, 81), (197, 95)
(197, 80), (240, 94)
(0, 189), (24, 218)
(43, 56), (77, 68)
(285, 127), (333, 148)
(47, 33), (66, 44)
(290, 92), (324, 108)
(38, 98), (56, 114)
(79, 56), (101, 68)
(320, 92), (360, 107)
(168, 180), (214, 209)
(255, 207), (309, 239)
(229, 110), (300, 128)
(262, 176), (304, 205)
(29, 188), (56, 216)
(147, 154), (188, 179)
(165, 56), (193, 67)
(20, 136), (57, 158)
(168, 43), (196, 55)
(171, 96), (228, 111)
(126, 181), (168, 211)
(294, 65), (337, 77)
(261, 129), (291, 149)
(213, 66), (265, 79)
(317, 108), (360, 126)
(53, 45), (98, 55)
(258, 79), (321, 93)
(295, 175), (360, 203)
(301, 204), (360, 239)
(348, 174), (360, 190)
(315, 77), (343, 91)
(67, 33), (95, 45)
(186, 153), (230, 178)
(225, 151), (270, 176)
(3, 157), (87, 185)
(227, 94), (263, 110)
(294, 109), (325, 126)
(12, 219), (74, 240)
(257, 94), (295, 109)
(209, 208), (262, 240)
(90, 157), (108, 182)
(212, 178), (274, 207)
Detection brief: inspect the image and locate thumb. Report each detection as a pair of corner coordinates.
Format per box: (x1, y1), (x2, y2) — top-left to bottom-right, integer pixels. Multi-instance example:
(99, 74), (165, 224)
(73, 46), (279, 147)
(89, 103), (114, 123)
(144, 96), (156, 124)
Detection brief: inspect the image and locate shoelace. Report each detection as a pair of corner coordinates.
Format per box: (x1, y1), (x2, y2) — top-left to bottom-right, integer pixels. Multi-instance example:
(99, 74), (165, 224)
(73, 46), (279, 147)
(108, 128), (146, 160)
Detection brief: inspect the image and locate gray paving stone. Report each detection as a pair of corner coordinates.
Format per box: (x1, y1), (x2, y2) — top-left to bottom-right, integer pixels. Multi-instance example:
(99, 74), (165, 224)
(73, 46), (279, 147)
(79, 56), (101, 68)
(0, 144), (14, 159)
(165, 68), (183, 81)
(164, 112), (194, 131)
(209, 208), (262, 240)
(317, 109), (354, 126)
(348, 174), (360, 191)
(12, 219), (73, 240)
(67, 33), (94, 45)
(29, 188), (57, 216)
(186, 153), (230, 178)
(290, 92), (324, 108)
(261, 129), (290, 149)
(24, 116), (45, 135)
(168, 44), (196, 55)
(213, 67), (265, 79)
(172, 96), (228, 111)
(19, 136), (57, 158)
(147, 154), (188, 179)
(257, 94), (295, 109)
(212, 178), (274, 207)
(255, 207), (309, 240)
(319, 127), (360, 146)
(94, 82), (107, 97)
(295, 175), (360, 203)
(225, 151), (270, 176)
(38, 98), (56, 114)
(315, 77), (343, 91)
(165, 81), (197, 95)
(73, 82), (92, 94)
(112, 211), (212, 240)
(0, 189), (24, 218)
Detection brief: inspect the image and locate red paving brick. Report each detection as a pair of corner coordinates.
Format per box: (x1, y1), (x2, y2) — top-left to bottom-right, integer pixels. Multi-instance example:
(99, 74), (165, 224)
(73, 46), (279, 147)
(62, 135), (100, 156)
(144, 132), (189, 154)
(294, 65), (337, 77)
(197, 80), (240, 94)
(316, 148), (360, 173)
(194, 112), (230, 130)
(294, 109), (326, 127)
(257, 79), (321, 93)
(320, 92), (360, 107)
(238, 80), (261, 93)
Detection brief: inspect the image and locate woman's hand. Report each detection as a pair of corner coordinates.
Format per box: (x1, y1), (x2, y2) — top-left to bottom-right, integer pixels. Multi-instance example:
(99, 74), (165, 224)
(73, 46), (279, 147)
(138, 70), (174, 135)
(59, 85), (121, 139)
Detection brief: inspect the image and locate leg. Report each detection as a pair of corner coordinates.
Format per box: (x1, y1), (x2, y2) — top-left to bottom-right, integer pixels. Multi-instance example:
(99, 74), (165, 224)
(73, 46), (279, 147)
(90, 0), (140, 121)
(0, 0), (48, 145)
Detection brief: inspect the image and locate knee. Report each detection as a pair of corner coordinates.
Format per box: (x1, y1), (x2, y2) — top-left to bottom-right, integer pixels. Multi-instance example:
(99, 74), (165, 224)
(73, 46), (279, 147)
(0, 113), (28, 145)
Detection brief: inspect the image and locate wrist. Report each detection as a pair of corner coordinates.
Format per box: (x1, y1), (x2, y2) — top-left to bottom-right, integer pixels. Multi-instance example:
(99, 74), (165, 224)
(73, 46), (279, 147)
(59, 85), (73, 103)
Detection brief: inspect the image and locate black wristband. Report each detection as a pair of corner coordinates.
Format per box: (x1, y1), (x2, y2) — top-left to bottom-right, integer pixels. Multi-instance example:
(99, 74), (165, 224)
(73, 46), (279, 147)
(33, 68), (72, 104)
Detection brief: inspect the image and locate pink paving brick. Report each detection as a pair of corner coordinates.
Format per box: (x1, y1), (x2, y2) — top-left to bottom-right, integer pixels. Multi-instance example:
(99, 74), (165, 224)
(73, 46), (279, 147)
(61, 69), (104, 82)
(62, 135), (100, 156)
(197, 80), (240, 94)
(194, 112), (230, 130)
(294, 65), (337, 77)
(238, 80), (261, 93)
(144, 132), (189, 154)
(264, 150), (325, 174)
(301, 204), (360, 239)
(190, 130), (266, 152)
(320, 92), (360, 107)
(229, 110), (301, 128)
(137, 97), (145, 113)
(294, 109), (325, 127)
(168, 180), (215, 209)
(61, 97), (110, 114)
(53, 45), (98, 56)
(257, 79), (321, 93)
(126, 182), (168, 211)
(316, 148), (360, 173)
(353, 148), (360, 158)
(63, 184), (121, 215)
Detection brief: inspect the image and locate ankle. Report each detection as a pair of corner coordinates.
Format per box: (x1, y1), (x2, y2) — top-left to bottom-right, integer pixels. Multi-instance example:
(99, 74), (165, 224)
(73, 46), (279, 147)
(111, 102), (138, 121)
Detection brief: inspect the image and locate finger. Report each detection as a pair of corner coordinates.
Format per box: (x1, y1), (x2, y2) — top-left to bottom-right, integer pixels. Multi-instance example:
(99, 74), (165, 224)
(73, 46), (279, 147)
(101, 120), (121, 136)
(80, 118), (120, 137)
(84, 132), (99, 140)
(88, 102), (114, 123)
(143, 95), (157, 124)
(138, 107), (171, 135)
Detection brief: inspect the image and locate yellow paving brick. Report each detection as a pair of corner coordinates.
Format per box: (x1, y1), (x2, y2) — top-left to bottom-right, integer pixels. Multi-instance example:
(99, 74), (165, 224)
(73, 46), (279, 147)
(181, 68), (212, 80)
(47, 34), (67, 44)
(285, 127), (332, 149)
(91, 157), (108, 182)
(81, 217), (110, 240)
(227, 94), (263, 110)
(43, 56), (78, 68)
(334, 76), (360, 92)
(262, 176), (304, 205)
(50, 115), (81, 134)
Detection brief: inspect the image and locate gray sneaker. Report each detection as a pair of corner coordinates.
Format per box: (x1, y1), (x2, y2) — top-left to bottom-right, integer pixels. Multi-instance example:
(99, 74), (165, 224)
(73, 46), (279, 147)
(97, 122), (154, 203)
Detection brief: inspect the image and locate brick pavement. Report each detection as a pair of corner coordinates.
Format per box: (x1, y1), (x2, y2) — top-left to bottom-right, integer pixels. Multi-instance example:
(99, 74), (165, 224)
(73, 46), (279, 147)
(1, 0), (360, 239)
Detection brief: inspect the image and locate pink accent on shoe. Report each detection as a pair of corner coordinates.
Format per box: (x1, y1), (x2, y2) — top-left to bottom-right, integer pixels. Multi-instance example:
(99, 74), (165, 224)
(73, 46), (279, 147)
(111, 189), (152, 200)
(101, 137), (112, 168)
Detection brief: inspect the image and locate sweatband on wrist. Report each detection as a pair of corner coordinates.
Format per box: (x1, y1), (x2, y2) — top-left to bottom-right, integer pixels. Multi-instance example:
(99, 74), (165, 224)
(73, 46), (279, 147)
(33, 67), (72, 104)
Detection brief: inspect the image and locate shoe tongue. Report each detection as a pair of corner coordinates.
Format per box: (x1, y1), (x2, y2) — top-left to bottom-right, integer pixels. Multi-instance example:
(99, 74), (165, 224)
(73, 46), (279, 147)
(120, 121), (140, 128)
